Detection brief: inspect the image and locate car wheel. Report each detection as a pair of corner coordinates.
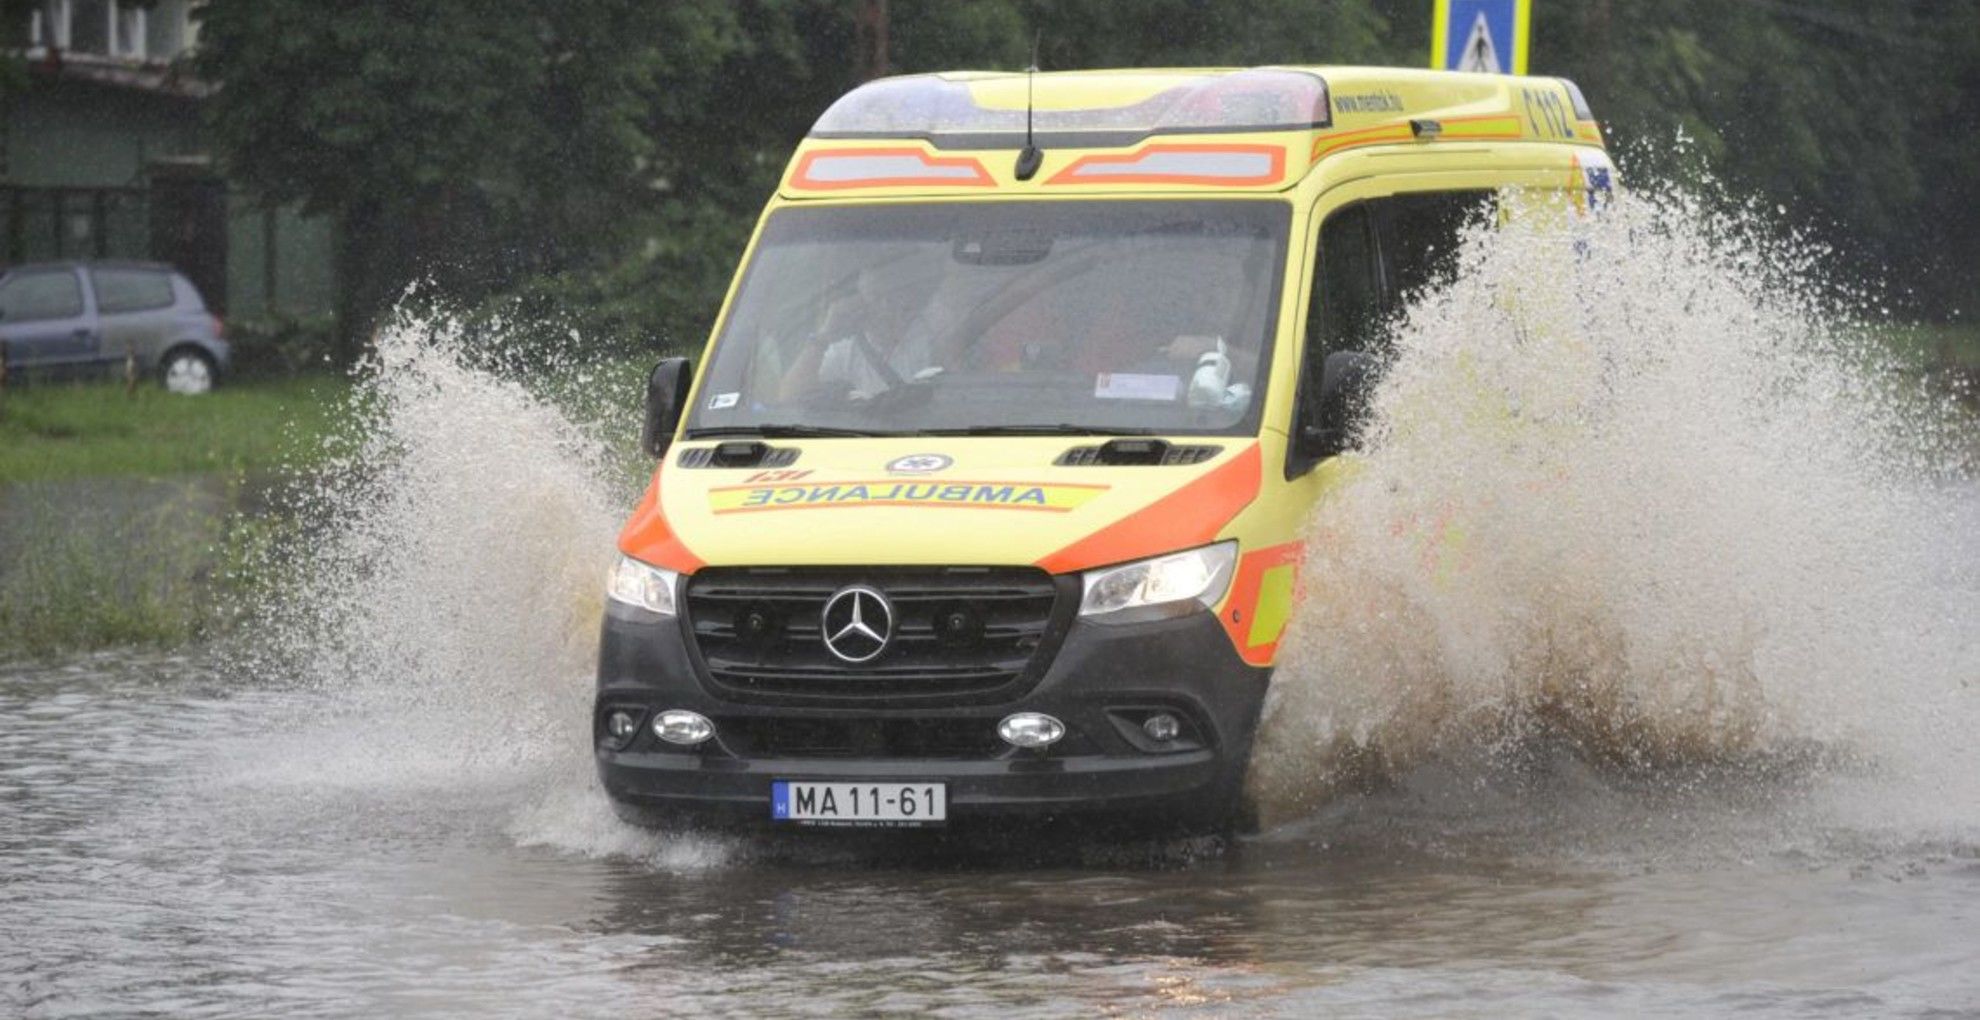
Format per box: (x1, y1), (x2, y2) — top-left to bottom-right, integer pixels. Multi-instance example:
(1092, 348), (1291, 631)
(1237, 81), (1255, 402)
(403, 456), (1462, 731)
(161, 348), (216, 395)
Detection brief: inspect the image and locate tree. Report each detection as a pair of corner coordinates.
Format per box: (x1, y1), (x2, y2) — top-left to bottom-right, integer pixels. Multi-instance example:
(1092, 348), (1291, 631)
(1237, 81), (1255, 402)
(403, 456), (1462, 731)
(193, 0), (1410, 357)
(195, 0), (748, 360)
(193, 0), (1980, 361)
(1531, 0), (1979, 316)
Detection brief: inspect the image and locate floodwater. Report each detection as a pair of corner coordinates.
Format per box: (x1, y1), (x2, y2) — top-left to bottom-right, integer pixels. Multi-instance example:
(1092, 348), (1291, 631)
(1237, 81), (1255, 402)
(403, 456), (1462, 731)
(3, 647), (1977, 1018)
(5, 184), (1980, 1016)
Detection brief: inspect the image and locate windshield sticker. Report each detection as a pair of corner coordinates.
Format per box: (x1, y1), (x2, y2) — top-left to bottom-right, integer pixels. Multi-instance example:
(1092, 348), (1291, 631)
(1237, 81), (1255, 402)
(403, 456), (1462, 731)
(707, 391), (740, 410)
(1094, 373), (1180, 401)
(708, 479), (1108, 514)
(886, 453), (952, 474)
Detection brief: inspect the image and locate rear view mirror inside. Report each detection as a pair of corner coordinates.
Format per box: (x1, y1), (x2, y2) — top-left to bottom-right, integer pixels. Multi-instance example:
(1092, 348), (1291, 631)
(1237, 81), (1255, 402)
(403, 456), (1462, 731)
(952, 229), (1053, 265)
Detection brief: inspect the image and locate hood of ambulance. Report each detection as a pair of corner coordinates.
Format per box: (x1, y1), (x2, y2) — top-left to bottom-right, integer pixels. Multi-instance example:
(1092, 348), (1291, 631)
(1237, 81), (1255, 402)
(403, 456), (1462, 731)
(619, 437), (1263, 575)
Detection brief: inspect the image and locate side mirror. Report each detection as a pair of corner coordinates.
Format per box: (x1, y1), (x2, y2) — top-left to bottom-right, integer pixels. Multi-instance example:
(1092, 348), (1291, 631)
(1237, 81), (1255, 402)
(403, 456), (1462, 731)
(640, 357), (694, 459)
(1292, 350), (1378, 467)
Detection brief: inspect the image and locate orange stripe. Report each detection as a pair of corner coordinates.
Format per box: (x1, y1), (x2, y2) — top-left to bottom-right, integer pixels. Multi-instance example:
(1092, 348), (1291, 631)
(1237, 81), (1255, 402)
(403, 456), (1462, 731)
(1046, 143), (1286, 187)
(706, 478), (1110, 493)
(1035, 445), (1262, 574)
(1311, 125), (1411, 160)
(790, 147), (995, 191)
(617, 473), (706, 574)
(1440, 113), (1525, 126)
(713, 501), (1071, 515)
(1306, 124), (1417, 160)
(1310, 114), (1527, 160)
(1218, 540), (1304, 666)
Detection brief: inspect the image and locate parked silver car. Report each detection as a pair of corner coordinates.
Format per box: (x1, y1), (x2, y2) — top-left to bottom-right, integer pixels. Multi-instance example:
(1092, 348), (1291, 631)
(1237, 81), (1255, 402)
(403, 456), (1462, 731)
(0, 261), (231, 394)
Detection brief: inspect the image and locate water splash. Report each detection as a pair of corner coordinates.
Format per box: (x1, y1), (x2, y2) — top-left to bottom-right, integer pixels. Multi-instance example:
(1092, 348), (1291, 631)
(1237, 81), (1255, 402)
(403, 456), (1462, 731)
(225, 184), (1977, 867)
(1249, 182), (1980, 849)
(222, 309), (731, 868)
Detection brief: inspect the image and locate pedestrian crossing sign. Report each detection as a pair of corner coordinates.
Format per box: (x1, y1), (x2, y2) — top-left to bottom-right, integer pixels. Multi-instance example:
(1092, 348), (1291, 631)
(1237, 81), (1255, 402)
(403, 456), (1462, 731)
(1432, 0), (1531, 75)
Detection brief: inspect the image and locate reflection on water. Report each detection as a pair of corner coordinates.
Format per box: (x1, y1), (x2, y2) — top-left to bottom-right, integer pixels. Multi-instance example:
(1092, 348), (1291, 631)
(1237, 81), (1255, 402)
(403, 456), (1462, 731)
(3, 650), (1977, 1018)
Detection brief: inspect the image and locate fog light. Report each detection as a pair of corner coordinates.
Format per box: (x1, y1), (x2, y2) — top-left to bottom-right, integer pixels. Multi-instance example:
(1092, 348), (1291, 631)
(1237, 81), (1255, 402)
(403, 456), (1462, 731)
(1142, 713), (1181, 742)
(998, 712), (1064, 749)
(604, 710), (641, 748)
(653, 709), (714, 746)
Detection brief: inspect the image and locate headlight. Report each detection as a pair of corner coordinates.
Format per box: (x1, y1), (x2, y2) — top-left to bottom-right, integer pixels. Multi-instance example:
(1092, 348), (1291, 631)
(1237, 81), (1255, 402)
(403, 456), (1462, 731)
(1079, 541), (1237, 623)
(607, 555), (678, 616)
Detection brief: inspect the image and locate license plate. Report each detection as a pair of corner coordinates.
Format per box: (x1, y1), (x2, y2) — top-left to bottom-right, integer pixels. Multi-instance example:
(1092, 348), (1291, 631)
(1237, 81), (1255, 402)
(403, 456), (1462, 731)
(772, 781), (947, 827)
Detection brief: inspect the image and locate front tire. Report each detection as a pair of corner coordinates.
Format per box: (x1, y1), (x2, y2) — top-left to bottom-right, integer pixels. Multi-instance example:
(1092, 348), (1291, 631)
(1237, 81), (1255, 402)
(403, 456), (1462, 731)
(161, 347), (216, 395)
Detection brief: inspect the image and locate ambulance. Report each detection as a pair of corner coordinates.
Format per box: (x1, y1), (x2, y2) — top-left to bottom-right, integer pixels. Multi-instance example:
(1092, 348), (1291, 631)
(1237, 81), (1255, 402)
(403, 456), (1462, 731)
(596, 66), (1612, 831)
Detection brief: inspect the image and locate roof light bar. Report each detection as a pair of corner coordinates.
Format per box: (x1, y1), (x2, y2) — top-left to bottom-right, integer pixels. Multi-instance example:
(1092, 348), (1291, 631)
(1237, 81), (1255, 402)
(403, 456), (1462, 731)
(811, 69), (1330, 142)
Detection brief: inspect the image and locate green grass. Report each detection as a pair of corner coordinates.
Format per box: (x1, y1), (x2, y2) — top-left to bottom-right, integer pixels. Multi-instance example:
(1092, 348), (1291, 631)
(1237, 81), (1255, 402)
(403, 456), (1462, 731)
(1877, 322), (1980, 372)
(0, 375), (348, 483)
(1, 496), (215, 655)
(0, 482), (301, 657)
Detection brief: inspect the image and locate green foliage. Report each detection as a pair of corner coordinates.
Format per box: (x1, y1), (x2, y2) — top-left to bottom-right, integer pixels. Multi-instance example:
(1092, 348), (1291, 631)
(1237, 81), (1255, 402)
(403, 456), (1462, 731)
(1880, 322), (1980, 372)
(194, 0), (753, 351)
(0, 481), (275, 656)
(193, 0), (1980, 355)
(1532, 1), (1969, 313)
(227, 313), (341, 379)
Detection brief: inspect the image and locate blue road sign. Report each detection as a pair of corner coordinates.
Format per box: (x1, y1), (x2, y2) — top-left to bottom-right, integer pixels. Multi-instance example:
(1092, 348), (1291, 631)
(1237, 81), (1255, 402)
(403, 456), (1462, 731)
(1433, 0), (1531, 75)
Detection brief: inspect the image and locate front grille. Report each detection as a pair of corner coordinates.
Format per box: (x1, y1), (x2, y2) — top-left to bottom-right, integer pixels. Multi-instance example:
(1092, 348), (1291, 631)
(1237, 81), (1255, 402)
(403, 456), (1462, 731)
(683, 566), (1070, 706)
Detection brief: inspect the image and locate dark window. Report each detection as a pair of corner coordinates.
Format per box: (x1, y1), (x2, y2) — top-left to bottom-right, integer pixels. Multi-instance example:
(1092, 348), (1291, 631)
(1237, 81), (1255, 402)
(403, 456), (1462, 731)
(1380, 191), (1490, 309)
(70, 0), (109, 55)
(1304, 189), (1493, 361)
(1308, 204), (1382, 359)
(1290, 189), (1494, 476)
(92, 268), (176, 314)
(0, 270), (85, 322)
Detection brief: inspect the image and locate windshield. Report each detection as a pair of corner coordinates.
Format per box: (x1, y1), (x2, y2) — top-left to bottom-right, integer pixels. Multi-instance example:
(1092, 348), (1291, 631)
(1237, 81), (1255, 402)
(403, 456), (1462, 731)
(685, 200), (1289, 438)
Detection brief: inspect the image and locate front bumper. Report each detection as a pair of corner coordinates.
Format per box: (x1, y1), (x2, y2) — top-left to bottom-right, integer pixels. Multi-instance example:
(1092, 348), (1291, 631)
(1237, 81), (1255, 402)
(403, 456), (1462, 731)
(594, 597), (1270, 828)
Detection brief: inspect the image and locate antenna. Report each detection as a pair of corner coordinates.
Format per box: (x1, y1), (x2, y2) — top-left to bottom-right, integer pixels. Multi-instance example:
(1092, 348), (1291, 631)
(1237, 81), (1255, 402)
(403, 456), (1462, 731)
(1014, 31), (1044, 181)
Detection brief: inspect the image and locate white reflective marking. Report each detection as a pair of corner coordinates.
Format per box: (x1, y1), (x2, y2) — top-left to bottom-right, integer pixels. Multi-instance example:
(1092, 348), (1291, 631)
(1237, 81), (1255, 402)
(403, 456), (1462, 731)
(1070, 151), (1275, 180)
(805, 155), (979, 182)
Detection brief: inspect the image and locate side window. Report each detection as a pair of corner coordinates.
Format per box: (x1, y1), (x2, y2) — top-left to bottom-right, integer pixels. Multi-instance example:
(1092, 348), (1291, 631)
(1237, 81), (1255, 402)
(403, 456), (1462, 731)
(1307, 204), (1382, 359)
(1305, 190), (1495, 361)
(0, 270), (86, 323)
(92, 268), (178, 314)
(1377, 191), (1492, 312)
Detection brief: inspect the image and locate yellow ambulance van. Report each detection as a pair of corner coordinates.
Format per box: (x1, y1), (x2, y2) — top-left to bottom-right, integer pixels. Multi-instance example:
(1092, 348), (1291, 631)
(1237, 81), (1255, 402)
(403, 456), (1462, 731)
(596, 66), (1613, 831)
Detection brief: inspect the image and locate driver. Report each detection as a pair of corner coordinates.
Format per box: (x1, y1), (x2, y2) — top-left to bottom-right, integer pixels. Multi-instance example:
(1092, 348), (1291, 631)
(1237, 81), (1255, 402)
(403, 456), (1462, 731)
(783, 264), (947, 400)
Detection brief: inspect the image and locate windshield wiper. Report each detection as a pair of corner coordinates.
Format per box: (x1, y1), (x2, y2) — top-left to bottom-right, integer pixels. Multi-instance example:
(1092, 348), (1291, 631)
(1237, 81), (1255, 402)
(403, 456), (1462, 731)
(682, 424), (911, 439)
(922, 424), (1156, 436)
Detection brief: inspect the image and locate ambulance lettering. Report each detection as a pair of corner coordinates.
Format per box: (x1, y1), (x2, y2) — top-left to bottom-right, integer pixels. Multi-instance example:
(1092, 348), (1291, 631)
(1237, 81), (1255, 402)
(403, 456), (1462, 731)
(707, 480), (1106, 513)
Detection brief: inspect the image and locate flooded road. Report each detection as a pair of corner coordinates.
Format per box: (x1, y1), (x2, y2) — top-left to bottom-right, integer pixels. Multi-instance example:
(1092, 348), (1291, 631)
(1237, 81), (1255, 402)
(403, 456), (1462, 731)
(7, 186), (1980, 1017)
(4, 648), (1977, 1018)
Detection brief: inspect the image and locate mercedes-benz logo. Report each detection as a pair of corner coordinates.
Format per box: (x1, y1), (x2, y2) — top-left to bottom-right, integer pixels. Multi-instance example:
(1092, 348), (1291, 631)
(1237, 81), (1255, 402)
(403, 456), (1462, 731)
(821, 585), (893, 664)
(886, 453), (952, 474)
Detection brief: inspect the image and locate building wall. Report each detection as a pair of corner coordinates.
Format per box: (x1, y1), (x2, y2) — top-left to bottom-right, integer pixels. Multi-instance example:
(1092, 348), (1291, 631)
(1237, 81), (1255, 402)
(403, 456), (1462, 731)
(2, 78), (200, 186)
(225, 198), (335, 321)
(1, 75), (335, 321)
